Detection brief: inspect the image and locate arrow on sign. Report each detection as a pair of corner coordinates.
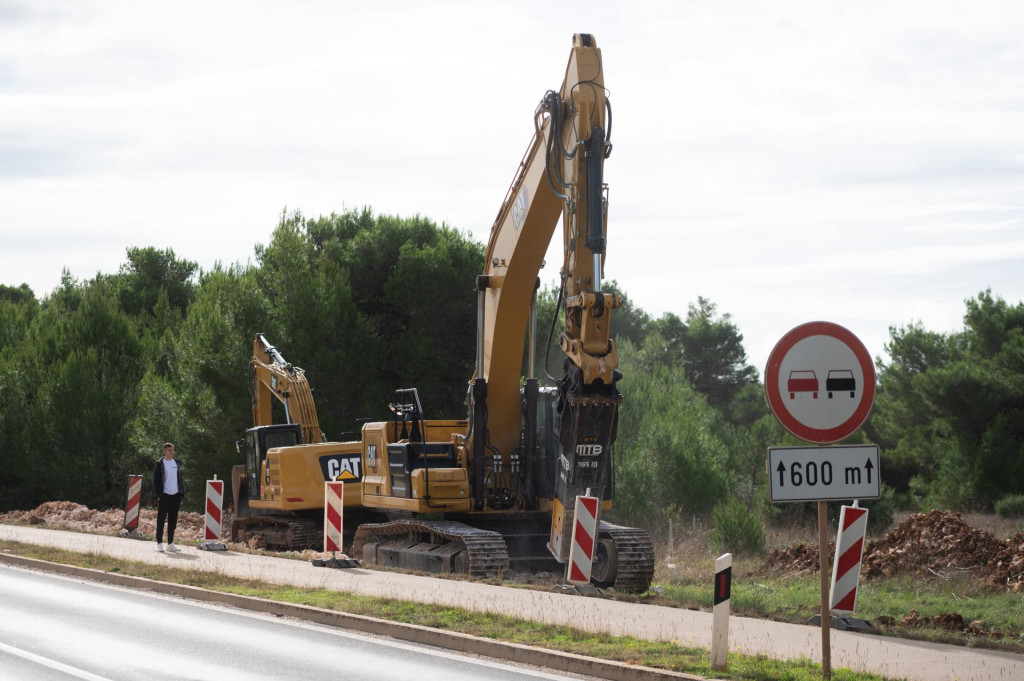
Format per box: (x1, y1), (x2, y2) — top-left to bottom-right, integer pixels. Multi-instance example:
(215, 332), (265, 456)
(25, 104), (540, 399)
(865, 458), (874, 484)
(776, 461), (786, 487)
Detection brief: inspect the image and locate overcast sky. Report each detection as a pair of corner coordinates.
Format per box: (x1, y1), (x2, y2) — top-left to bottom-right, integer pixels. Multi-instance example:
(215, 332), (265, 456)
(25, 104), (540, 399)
(2, 0), (1022, 374)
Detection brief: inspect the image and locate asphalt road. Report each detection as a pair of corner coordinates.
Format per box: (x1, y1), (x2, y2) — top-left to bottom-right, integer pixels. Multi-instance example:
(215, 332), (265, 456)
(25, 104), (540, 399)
(1, 524), (1022, 681)
(0, 564), (587, 681)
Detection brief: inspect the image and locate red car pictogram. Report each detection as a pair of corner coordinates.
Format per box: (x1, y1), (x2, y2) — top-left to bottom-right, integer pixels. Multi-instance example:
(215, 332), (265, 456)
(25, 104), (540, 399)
(787, 370), (818, 399)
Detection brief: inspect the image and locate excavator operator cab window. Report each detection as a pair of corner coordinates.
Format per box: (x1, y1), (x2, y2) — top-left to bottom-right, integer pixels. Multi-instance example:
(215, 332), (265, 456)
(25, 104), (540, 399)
(243, 424), (302, 500)
(261, 426), (302, 451)
(243, 431), (260, 500)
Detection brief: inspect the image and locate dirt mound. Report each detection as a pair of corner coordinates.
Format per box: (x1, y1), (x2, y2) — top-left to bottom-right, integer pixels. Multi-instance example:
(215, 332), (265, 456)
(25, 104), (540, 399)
(0, 501), (207, 541)
(0, 502), (361, 562)
(763, 540), (831, 575)
(993, 532), (1024, 591)
(763, 510), (1024, 591)
(875, 610), (1003, 639)
(863, 510), (1023, 588)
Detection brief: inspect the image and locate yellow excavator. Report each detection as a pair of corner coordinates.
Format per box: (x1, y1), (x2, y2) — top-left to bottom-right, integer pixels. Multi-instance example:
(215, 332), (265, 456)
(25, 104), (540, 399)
(230, 333), (372, 548)
(348, 33), (654, 592)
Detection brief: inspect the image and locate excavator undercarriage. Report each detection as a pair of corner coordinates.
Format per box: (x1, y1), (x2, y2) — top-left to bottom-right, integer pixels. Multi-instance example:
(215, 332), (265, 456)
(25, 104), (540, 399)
(351, 515), (654, 592)
(231, 514), (321, 551)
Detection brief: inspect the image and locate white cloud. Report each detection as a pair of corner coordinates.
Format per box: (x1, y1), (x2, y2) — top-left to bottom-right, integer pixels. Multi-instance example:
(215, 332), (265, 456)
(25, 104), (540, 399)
(1, 0), (1023, 376)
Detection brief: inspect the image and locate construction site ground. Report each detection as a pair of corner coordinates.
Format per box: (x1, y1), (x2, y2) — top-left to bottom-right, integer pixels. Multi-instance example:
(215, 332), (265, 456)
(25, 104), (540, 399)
(1, 505), (1022, 681)
(764, 510), (1024, 593)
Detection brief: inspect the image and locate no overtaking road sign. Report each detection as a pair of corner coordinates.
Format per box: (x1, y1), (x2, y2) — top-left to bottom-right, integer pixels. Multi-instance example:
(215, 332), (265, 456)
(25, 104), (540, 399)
(764, 321), (876, 444)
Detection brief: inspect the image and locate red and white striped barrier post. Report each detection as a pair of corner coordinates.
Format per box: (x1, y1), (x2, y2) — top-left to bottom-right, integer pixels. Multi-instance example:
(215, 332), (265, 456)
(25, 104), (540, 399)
(312, 478), (357, 568)
(711, 553), (732, 671)
(566, 491), (599, 586)
(119, 474), (143, 538)
(199, 475), (227, 551)
(830, 504), (869, 615)
(324, 480), (344, 554)
(205, 477), (224, 540)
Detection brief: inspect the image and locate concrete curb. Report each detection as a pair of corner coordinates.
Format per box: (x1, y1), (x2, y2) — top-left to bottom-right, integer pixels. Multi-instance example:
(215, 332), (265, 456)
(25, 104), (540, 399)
(0, 551), (705, 681)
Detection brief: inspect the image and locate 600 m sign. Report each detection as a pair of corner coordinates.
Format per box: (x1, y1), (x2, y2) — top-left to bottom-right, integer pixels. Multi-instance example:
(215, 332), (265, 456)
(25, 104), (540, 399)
(767, 445), (880, 503)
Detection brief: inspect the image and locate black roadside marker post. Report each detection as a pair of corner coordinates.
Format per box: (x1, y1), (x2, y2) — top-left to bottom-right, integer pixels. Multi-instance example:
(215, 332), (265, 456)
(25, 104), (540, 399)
(711, 553), (732, 671)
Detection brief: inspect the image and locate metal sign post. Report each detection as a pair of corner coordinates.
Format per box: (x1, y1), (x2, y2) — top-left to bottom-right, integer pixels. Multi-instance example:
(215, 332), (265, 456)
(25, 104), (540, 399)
(817, 501), (831, 679)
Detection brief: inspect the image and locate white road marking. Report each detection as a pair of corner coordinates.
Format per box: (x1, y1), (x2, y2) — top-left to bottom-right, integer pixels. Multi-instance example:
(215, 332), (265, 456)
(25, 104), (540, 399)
(0, 640), (115, 681)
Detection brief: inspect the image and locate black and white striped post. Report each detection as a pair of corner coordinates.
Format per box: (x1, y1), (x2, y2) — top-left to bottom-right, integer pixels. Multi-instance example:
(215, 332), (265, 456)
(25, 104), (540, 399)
(711, 552), (732, 671)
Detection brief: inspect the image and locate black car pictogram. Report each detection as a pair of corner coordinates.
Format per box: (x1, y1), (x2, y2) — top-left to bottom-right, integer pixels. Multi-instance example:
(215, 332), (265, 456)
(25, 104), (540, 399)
(826, 369), (856, 398)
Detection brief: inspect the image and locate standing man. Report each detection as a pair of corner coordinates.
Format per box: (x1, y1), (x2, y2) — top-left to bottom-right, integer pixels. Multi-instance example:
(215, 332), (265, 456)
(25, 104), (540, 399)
(153, 442), (185, 553)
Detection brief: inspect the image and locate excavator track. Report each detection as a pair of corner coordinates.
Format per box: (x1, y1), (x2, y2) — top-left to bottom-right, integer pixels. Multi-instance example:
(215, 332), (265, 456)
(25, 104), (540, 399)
(593, 521), (655, 593)
(230, 515), (321, 551)
(351, 517), (653, 593)
(352, 520), (509, 579)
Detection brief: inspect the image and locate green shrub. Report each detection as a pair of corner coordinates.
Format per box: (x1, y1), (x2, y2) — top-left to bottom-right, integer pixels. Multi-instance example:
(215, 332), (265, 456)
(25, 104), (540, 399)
(995, 494), (1024, 519)
(709, 497), (765, 557)
(863, 483), (896, 535)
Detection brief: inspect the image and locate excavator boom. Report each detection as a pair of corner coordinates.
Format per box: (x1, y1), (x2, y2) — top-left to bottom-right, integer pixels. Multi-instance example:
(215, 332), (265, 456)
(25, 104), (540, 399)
(478, 33), (619, 457)
(249, 333), (324, 445)
(471, 33), (623, 560)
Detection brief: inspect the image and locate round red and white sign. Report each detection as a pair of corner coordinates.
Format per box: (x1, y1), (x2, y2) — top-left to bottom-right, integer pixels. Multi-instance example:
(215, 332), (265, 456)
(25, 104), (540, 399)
(764, 321), (876, 444)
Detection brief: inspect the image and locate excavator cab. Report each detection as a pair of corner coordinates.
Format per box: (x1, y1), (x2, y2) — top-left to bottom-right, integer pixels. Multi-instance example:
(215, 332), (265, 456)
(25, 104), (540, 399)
(382, 388), (460, 500)
(236, 423), (302, 501)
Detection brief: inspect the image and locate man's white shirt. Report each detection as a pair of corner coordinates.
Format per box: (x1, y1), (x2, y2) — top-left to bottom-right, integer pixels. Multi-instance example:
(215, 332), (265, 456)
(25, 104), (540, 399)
(162, 458), (179, 495)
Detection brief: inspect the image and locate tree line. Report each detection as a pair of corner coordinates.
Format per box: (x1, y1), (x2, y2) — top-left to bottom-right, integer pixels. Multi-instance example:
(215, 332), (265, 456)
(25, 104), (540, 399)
(1, 209), (1021, 536)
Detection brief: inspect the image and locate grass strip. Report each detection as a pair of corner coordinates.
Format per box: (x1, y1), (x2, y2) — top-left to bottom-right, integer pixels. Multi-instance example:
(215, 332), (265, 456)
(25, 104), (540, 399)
(0, 539), (892, 681)
(651, 572), (1024, 652)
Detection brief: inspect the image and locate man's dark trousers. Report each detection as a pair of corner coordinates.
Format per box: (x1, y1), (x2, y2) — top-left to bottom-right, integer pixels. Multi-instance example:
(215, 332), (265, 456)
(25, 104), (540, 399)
(157, 493), (183, 544)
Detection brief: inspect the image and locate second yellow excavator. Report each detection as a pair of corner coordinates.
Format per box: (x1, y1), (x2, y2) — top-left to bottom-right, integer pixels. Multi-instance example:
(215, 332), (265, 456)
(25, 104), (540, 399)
(230, 333), (373, 548)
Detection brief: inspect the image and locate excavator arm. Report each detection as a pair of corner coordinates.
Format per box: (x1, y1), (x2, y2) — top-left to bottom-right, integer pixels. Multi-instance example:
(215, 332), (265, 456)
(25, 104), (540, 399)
(471, 33), (621, 559)
(479, 33), (618, 418)
(249, 333), (324, 445)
